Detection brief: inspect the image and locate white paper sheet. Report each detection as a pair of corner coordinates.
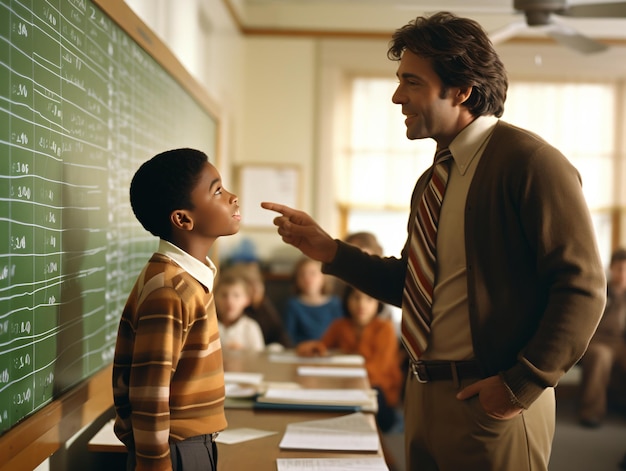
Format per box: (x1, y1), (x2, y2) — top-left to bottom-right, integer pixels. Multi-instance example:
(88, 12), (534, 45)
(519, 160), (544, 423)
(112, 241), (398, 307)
(276, 457), (389, 471)
(278, 412), (380, 452)
(297, 366), (367, 378)
(269, 352), (365, 365)
(214, 427), (277, 444)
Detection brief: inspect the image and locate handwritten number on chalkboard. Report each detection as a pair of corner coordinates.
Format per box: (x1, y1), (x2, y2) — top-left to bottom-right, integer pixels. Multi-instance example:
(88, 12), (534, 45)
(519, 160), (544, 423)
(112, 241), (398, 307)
(16, 186), (31, 200)
(11, 321), (31, 335)
(14, 387), (31, 405)
(14, 353), (31, 371)
(13, 162), (29, 174)
(15, 83), (28, 97)
(11, 236), (27, 250)
(16, 22), (28, 37)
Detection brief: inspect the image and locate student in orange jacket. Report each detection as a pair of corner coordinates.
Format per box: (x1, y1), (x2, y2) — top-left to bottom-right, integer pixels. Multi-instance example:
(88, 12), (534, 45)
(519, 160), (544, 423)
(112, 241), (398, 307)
(297, 284), (403, 432)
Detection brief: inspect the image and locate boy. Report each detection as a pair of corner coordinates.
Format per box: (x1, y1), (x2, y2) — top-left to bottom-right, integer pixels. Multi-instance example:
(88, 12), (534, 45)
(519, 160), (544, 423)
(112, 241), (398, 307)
(112, 148), (241, 471)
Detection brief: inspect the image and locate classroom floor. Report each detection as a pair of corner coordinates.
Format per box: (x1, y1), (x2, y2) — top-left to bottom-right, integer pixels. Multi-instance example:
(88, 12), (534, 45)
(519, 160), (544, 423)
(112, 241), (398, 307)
(381, 396), (626, 471)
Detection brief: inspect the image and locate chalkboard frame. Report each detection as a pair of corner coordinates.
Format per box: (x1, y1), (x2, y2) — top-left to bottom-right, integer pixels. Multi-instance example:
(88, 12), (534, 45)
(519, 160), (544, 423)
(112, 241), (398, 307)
(0, 0), (222, 467)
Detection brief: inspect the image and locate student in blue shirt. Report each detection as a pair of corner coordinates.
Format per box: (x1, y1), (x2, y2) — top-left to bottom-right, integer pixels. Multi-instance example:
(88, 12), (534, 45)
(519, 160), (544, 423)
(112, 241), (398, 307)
(284, 256), (342, 344)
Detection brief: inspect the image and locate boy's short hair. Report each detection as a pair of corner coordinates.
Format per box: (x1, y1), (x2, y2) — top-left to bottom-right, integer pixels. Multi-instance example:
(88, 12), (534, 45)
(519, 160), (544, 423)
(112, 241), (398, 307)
(130, 148), (208, 240)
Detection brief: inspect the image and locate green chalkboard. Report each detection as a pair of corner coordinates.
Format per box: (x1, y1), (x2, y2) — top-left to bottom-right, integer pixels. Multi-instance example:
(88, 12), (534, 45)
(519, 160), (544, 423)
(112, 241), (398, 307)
(0, 0), (219, 434)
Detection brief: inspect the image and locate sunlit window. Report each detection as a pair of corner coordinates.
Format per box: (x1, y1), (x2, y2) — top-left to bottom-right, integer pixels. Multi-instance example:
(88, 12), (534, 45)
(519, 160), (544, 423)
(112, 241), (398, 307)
(340, 78), (616, 263)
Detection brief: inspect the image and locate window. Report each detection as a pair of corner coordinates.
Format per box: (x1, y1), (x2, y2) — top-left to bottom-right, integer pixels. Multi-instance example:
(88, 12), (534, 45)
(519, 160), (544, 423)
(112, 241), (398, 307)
(339, 78), (617, 264)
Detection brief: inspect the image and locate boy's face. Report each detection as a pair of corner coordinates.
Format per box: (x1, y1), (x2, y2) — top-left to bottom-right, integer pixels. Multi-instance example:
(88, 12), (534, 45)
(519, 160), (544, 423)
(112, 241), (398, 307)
(186, 162), (241, 241)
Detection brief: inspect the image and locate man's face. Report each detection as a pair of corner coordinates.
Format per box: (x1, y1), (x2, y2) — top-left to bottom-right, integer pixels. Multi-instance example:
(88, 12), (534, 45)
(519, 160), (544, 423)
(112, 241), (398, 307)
(391, 50), (465, 149)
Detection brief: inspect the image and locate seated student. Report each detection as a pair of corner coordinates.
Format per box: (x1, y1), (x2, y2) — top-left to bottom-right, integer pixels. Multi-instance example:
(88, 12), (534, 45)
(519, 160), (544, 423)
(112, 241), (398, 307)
(341, 231), (407, 401)
(112, 148), (240, 471)
(225, 261), (292, 349)
(579, 247), (626, 427)
(339, 232), (397, 321)
(215, 271), (265, 352)
(344, 231), (383, 256)
(296, 285), (403, 432)
(284, 256), (343, 344)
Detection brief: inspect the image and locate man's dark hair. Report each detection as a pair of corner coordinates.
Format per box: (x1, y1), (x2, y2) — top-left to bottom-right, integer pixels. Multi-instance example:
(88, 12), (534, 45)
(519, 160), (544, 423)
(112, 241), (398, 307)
(130, 148), (208, 240)
(388, 11), (508, 118)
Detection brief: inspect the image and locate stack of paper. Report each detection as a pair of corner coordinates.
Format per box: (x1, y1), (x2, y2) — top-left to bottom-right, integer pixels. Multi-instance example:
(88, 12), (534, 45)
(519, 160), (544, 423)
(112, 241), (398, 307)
(276, 457), (389, 471)
(256, 387), (377, 412)
(297, 366), (367, 378)
(223, 371), (264, 404)
(269, 351), (365, 365)
(279, 412), (381, 452)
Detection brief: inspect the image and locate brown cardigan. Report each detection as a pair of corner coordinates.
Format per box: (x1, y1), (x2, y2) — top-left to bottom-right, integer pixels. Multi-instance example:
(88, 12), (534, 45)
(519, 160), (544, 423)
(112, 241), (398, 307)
(324, 120), (606, 408)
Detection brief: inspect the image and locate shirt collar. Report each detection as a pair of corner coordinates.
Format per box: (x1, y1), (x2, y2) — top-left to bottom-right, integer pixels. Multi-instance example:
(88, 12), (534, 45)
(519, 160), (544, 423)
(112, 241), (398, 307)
(448, 115), (499, 176)
(157, 239), (217, 290)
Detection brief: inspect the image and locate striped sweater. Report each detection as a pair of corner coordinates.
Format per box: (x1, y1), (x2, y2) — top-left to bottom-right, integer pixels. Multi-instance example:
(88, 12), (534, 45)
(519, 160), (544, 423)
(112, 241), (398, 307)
(112, 252), (227, 471)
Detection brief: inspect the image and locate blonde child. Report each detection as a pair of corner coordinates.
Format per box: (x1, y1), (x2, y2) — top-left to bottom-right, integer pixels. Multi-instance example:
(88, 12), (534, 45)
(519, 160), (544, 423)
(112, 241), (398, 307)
(215, 271), (265, 352)
(225, 262), (291, 348)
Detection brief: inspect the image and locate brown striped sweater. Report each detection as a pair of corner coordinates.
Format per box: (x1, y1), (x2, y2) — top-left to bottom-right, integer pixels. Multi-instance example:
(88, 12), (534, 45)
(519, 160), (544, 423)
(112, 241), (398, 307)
(112, 251), (227, 471)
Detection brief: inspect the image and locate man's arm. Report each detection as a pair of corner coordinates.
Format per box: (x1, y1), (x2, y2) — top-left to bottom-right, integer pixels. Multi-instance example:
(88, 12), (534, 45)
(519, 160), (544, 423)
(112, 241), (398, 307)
(262, 202), (407, 306)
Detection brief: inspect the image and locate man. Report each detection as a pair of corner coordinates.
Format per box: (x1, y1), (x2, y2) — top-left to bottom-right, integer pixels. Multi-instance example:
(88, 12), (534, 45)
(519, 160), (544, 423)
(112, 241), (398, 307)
(579, 248), (626, 427)
(262, 12), (605, 471)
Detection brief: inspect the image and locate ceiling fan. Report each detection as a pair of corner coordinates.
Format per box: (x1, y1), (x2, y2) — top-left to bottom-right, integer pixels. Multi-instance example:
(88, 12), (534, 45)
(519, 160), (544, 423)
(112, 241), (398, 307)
(489, 0), (626, 54)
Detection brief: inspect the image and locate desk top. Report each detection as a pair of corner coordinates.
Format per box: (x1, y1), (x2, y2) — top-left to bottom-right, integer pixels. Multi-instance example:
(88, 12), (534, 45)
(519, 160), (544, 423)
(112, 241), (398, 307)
(88, 350), (385, 470)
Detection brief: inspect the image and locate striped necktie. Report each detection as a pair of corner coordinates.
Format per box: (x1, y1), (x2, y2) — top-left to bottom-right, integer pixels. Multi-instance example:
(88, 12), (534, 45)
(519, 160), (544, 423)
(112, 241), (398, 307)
(401, 148), (453, 361)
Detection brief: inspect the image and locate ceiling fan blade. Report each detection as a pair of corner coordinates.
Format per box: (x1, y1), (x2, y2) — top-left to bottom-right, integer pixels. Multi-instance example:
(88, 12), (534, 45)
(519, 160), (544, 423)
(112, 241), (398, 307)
(561, 2), (626, 18)
(488, 20), (528, 45)
(547, 24), (609, 53)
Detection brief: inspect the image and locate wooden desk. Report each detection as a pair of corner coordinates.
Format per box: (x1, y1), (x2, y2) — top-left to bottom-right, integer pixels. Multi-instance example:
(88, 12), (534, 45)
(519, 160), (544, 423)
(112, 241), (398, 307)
(88, 350), (384, 470)
(220, 350), (382, 470)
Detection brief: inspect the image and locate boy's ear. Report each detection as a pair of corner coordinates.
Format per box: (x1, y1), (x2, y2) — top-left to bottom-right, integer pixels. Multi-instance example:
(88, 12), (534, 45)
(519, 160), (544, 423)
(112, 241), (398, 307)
(170, 210), (194, 231)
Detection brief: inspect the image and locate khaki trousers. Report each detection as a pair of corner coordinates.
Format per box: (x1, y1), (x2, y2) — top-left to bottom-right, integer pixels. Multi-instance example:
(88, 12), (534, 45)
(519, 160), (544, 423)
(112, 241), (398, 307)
(404, 372), (555, 471)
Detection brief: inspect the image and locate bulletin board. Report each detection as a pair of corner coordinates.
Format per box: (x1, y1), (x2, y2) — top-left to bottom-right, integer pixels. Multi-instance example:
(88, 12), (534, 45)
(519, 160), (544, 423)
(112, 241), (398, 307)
(237, 164), (301, 228)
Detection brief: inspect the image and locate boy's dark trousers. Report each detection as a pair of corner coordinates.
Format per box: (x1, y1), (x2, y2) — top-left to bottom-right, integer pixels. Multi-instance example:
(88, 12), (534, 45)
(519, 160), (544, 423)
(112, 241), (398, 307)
(126, 434), (218, 471)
